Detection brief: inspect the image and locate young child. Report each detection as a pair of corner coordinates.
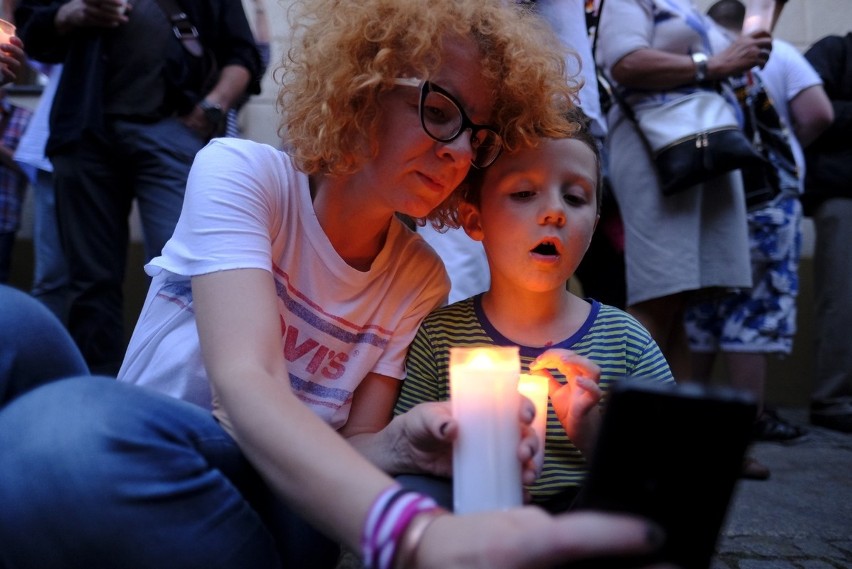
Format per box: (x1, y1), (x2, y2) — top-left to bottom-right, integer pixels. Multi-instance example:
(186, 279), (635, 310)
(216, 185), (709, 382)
(396, 112), (674, 512)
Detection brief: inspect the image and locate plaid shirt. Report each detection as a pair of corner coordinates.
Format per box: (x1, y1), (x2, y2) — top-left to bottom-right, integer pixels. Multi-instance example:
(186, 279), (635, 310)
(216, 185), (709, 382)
(0, 99), (34, 233)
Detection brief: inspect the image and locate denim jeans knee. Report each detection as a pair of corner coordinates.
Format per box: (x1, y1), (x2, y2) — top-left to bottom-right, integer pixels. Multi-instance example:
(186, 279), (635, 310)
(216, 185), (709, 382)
(0, 377), (281, 569)
(0, 284), (87, 406)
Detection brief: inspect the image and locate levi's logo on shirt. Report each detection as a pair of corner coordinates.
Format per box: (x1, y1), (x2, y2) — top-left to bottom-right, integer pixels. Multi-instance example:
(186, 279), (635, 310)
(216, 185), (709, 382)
(280, 314), (348, 379)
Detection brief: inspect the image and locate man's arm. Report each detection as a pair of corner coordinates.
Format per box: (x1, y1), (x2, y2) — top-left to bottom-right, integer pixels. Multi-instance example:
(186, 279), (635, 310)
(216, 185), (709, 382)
(181, 64), (252, 139)
(789, 84), (833, 148)
(805, 35), (852, 147)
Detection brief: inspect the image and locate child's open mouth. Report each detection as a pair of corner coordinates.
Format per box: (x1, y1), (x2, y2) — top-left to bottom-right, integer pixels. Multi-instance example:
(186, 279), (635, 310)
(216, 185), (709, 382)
(530, 239), (560, 257)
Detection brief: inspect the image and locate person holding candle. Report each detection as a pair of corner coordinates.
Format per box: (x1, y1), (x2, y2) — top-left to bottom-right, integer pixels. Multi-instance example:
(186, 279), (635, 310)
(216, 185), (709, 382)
(395, 111), (674, 514)
(0, 1), (673, 568)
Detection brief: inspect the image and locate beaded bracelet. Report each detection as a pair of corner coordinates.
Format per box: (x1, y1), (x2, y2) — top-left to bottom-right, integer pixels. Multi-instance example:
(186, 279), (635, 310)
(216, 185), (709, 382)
(361, 485), (442, 569)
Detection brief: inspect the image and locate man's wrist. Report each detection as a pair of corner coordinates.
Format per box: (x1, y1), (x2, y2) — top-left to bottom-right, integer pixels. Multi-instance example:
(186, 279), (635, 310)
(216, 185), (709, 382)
(198, 99), (226, 132)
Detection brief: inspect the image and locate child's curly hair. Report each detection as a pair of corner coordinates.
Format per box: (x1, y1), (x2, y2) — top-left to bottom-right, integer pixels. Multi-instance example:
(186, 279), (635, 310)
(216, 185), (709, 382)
(277, 0), (580, 227)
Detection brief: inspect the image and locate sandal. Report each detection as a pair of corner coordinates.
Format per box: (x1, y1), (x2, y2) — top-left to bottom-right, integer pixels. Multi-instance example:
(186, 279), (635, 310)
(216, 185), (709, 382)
(753, 409), (806, 442)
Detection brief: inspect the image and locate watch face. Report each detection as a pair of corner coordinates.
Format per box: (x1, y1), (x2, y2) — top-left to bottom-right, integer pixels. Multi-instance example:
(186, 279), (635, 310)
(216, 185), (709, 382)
(200, 101), (224, 125)
(204, 107), (224, 124)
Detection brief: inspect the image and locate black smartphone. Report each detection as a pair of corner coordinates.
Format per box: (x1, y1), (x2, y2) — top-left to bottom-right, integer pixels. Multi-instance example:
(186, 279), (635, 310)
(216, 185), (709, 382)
(571, 380), (757, 569)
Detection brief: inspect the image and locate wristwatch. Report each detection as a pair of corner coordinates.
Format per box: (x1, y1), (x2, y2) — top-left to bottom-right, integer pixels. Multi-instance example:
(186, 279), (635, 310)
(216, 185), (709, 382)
(198, 99), (225, 130)
(691, 52), (709, 83)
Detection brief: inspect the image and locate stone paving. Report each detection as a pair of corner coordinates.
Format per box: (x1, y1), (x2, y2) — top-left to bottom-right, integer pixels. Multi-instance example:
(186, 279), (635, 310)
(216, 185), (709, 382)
(711, 408), (852, 569)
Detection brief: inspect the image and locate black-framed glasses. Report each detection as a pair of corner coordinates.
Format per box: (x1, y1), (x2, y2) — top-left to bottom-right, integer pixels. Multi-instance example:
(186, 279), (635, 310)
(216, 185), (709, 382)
(394, 78), (503, 168)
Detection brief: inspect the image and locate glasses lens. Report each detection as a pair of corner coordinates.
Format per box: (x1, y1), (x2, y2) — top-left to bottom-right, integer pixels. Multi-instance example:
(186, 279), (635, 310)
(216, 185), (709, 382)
(419, 83), (503, 168)
(471, 129), (502, 168)
(421, 90), (463, 141)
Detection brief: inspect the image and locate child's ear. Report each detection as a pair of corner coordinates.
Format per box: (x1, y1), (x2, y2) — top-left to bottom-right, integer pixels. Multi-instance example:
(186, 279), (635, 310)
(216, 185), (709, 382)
(458, 201), (485, 242)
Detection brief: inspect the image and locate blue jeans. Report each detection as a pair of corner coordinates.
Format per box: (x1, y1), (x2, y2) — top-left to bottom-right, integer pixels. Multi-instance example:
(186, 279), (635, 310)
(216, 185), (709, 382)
(29, 168), (70, 322)
(0, 285), (340, 568)
(51, 118), (205, 375)
(0, 284), (87, 405)
(0, 376), (341, 568)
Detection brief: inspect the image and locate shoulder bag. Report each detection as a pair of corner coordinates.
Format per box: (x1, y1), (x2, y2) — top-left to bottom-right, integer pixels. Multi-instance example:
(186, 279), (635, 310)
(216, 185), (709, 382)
(626, 88), (766, 196)
(593, 0), (765, 196)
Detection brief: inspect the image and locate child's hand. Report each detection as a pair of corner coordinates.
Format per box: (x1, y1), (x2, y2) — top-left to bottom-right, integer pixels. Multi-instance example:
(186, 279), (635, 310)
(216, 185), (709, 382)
(530, 349), (603, 457)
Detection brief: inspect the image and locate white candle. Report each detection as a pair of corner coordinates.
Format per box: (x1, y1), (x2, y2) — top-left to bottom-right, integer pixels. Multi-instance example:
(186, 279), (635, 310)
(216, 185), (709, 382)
(518, 373), (549, 471)
(742, 0), (776, 34)
(450, 346), (522, 514)
(0, 20), (14, 46)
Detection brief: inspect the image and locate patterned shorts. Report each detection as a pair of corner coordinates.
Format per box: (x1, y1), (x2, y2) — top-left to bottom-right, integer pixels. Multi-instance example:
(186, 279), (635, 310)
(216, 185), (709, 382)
(685, 196), (802, 354)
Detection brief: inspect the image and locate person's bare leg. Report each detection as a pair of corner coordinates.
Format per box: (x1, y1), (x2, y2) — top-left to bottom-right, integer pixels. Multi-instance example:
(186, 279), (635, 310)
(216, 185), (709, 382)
(690, 352), (716, 384)
(723, 351), (772, 480)
(725, 352), (766, 416)
(628, 293), (691, 381)
(665, 317), (692, 381)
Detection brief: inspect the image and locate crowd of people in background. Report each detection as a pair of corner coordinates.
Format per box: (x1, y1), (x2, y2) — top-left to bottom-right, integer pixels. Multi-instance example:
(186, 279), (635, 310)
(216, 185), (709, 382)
(0, 0), (850, 567)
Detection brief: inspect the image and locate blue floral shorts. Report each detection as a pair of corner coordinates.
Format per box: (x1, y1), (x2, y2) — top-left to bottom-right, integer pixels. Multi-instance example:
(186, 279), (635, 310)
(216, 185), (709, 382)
(685, 196), (802, 354)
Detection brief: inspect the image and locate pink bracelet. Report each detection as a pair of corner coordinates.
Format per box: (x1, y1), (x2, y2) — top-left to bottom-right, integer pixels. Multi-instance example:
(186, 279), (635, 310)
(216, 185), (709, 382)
(361, 486), (440, 569)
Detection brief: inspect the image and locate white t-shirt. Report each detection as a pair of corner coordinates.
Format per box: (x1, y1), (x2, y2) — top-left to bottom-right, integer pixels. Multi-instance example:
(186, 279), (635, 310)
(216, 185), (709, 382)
(534, 0), (607, 139)
(118, 138), (449, 430)
(417, 224), (490, 304)
(757, 39), (822, 192)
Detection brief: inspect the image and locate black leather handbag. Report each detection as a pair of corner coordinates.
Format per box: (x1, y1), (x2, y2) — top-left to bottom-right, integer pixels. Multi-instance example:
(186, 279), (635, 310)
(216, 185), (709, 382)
(630, 89), (766, 196)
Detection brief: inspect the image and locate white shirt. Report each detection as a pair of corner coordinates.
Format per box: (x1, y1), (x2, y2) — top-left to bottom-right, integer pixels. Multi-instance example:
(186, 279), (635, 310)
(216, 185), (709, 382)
(119, 138), (449, 429)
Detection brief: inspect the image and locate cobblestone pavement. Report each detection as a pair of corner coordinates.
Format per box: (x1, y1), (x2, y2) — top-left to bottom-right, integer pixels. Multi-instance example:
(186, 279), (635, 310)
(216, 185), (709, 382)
(712, 408), (852, 569)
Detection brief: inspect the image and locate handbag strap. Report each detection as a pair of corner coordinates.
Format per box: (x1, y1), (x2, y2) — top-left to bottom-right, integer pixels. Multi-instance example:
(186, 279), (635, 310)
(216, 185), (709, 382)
(152, 0), (204, 58)
(592, 1), (727, 127)
(589, 0), (639, 124)
(587, 0), (613, 116)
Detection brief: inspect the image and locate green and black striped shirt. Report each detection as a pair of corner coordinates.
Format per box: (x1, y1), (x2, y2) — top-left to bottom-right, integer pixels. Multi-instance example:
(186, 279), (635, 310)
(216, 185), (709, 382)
(395, 294), (674, 504)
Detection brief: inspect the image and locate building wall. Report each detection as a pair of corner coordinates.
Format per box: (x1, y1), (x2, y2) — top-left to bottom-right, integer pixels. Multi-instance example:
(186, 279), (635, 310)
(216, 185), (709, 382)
(242, 0), (851, 145)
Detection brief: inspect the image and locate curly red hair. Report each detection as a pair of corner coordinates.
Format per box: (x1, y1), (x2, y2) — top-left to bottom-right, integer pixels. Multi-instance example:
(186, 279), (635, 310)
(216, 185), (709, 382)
(277, 0), (580, 227)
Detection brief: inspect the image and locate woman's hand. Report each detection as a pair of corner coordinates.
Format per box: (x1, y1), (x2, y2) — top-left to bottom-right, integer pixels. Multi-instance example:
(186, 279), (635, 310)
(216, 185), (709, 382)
(708, 30), (773, 78)
(382, 399), (540, 486)
(417, 508), (670, 569)
(530, 349), (602, 457)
